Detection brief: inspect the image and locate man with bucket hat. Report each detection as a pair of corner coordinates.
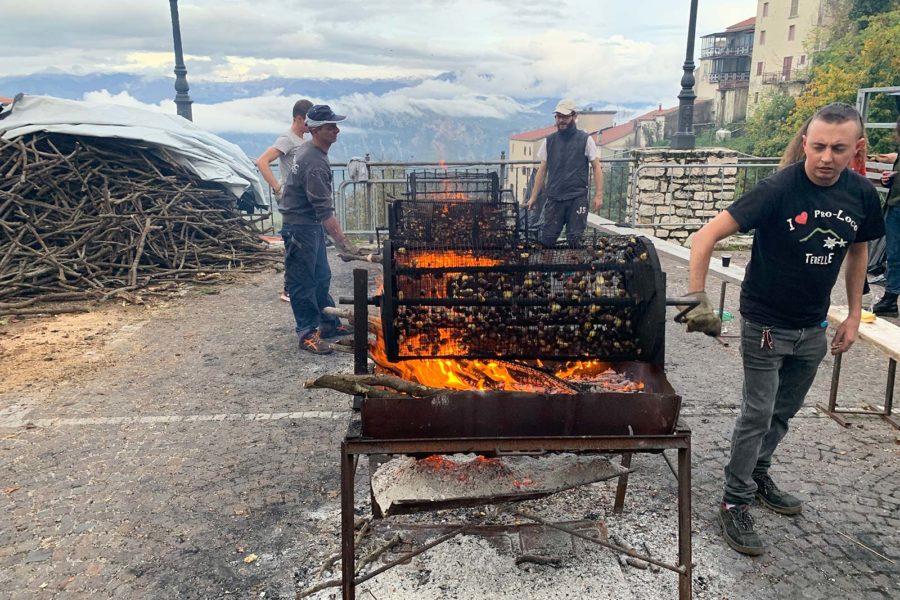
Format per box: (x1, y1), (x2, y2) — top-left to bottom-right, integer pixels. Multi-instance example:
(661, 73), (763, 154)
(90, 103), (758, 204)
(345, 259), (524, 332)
(526, 99), (604, 246)
(279, 104), (359, 355)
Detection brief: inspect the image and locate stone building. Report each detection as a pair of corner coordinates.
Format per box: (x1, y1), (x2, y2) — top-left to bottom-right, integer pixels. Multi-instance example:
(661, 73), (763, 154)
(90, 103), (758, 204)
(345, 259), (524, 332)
(697, 17), (755, 126)
(747, 0), (836, 115)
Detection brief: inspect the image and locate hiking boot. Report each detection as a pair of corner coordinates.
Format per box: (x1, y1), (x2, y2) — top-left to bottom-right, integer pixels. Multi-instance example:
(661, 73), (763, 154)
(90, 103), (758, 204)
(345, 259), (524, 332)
(299, 331), (332, 355)
(873, 292), (898, 317)
(718, 504), (765, 556)
(320, 322), (354, 339)
(753, 473), (802, 515)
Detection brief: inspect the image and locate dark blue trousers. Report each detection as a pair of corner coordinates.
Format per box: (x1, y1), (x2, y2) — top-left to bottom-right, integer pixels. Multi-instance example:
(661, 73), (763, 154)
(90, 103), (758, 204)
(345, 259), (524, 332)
(281, 223), (339, 340)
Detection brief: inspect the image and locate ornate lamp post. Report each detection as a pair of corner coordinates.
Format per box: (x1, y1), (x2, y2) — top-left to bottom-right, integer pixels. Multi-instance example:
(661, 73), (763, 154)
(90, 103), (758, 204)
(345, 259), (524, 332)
(169, 0), (193, 121)
(671, 0), (700, 149)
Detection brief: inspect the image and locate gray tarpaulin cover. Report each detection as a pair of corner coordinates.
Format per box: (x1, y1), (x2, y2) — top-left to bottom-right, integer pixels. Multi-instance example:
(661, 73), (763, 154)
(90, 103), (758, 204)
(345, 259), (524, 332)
(0, 94), (264, 204)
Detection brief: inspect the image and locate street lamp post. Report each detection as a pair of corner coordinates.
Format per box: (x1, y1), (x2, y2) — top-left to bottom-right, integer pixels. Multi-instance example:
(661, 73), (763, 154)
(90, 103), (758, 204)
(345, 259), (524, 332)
(169, 0), (193, 121)
(671, 0), (700, 150)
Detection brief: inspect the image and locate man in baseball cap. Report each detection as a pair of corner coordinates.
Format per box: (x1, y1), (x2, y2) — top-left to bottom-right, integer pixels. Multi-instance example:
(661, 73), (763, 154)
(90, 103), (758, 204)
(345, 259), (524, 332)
(305, 104), (347, 127)
(279, 104), (357, 355)
(526, 98), (603, 246)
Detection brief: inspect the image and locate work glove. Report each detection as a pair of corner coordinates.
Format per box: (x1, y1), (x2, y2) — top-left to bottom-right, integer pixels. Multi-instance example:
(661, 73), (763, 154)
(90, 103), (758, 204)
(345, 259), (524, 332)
(337, 238), (362, 256)
(681, 291), (721, 337)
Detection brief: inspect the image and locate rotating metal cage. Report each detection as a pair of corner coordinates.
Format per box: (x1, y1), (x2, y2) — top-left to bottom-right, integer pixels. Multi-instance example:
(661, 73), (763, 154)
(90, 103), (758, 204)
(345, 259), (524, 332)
(407, 170), (500, 203)
(381, 235), (666, 363)
(388, 199), (520, 246)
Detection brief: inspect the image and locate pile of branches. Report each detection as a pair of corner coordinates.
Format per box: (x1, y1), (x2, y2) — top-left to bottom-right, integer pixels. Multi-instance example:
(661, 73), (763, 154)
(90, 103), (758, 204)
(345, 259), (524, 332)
(0, 132), (279, 315)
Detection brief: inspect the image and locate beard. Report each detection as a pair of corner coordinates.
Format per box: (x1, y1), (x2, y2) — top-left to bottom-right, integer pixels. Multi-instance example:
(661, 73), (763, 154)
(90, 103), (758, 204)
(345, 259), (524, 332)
(558, 119), (577, 136)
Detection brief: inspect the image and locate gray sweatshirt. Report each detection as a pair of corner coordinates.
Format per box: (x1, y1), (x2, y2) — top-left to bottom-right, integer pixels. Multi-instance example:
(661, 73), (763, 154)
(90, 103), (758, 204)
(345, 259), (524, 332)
(278, 143), (334, 224)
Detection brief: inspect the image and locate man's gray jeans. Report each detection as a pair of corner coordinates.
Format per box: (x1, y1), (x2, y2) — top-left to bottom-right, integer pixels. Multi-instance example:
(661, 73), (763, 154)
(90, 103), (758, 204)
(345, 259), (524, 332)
(723, 318), (827, 505)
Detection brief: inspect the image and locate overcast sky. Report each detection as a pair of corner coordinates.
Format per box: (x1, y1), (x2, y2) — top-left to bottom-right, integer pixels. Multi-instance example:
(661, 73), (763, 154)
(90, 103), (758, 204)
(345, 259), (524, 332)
(2, 0), (758, 133)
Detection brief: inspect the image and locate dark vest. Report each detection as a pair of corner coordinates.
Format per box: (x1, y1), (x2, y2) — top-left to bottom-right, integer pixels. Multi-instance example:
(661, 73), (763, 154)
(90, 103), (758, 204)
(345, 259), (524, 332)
(545, 128), (589, 201)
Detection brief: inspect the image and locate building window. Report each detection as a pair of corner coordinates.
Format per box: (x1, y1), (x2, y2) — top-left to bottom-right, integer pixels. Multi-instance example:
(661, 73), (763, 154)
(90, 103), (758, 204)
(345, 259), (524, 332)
(760, 30), (766, 45)
(763, 2), (768, 17)
(788, 25), (795, 41)
(757, 61), (764, 76)
(754, 92), (759, 104)
(800, 55), (806, 65)
(790, 0), (799, 17)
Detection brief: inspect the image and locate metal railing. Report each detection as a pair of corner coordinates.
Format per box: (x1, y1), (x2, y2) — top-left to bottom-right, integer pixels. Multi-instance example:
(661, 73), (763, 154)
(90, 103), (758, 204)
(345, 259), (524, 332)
(708, 71), (750, 83)
(700, 45), (752, 58)
(257, 157), (812, 239)
(331, 158), (634, 236)
(762, 69), (809, 84)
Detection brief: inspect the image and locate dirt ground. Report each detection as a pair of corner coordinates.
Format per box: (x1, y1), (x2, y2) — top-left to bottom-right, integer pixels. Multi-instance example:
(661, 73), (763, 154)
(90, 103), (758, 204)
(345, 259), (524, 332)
(1, 249), (898, 600)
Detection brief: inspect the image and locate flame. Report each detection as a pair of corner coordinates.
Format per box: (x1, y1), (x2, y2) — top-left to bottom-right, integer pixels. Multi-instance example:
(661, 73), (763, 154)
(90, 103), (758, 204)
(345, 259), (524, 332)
(397, 249), (499, 269)
(380, 248), (643, 393)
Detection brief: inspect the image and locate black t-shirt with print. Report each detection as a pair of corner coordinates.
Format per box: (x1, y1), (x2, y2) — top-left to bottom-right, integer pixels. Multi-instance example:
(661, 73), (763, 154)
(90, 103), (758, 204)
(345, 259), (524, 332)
(727, 162), (884, 328)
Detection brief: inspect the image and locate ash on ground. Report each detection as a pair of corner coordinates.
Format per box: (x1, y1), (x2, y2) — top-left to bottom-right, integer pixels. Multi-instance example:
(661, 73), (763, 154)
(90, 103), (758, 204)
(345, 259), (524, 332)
(371, 453), (628, 515)
(301, 453), (740, 600)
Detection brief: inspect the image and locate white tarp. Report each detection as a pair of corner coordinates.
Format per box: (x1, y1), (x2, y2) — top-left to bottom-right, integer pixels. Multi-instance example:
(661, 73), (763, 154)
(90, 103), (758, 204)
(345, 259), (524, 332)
(0, 94), (264, 204)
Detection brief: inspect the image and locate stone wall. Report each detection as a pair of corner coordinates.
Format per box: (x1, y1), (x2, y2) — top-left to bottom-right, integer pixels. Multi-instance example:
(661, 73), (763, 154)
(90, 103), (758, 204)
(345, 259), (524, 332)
(629, 148), (739, 244)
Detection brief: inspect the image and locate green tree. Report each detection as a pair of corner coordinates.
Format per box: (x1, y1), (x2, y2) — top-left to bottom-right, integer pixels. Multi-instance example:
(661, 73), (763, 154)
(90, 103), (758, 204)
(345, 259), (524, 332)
(792, 8), (900, 152)
(743, 7), (899, 156)
(745, 92), (797, 157)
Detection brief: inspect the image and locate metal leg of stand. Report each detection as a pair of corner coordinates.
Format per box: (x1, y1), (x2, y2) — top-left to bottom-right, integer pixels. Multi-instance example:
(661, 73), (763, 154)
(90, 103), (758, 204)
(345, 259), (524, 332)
(341, 444), (356, 600)
(817, 352), (851, 427)
(677, 444), (692, 600)
(817, 354), (899, 429)
(883, 359), (900, 429)
(613, 453), (632, 513)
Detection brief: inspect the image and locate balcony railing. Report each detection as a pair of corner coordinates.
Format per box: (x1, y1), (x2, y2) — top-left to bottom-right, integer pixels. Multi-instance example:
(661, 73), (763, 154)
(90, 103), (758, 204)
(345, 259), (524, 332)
(708, 71), (751, 83)
(700, 45), (753, 58)
(762, 69), (809, 84)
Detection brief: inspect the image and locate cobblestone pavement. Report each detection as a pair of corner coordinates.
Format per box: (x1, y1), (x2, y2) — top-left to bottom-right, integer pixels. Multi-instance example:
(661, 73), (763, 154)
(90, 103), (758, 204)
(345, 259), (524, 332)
(1, 250), (898, 599)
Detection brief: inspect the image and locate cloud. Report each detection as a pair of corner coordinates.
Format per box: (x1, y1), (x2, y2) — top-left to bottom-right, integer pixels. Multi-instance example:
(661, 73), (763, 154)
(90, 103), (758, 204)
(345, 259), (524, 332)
(1, 0), (758, 108)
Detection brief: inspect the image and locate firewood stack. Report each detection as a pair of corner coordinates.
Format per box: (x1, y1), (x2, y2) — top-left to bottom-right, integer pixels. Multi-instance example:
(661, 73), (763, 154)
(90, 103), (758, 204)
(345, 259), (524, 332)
(0, 132), (279, 313)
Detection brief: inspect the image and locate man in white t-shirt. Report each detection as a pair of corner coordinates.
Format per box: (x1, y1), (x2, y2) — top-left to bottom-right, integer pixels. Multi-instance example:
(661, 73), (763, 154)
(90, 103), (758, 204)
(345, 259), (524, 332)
(526, 99), (603, 246)
(256, 99), (313, 302)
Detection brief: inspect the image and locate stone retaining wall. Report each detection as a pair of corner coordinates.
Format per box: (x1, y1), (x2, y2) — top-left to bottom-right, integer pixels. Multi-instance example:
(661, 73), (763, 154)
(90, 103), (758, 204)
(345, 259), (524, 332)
(629, 148), (740, 244)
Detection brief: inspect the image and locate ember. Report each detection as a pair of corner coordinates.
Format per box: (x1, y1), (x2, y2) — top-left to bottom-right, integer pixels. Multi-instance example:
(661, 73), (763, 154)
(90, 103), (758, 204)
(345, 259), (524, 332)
(369, 326), (645, 394)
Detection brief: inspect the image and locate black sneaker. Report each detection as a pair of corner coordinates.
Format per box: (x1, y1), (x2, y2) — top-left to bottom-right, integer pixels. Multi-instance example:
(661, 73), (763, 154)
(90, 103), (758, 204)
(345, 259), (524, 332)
(299, 331), (333, 355)
(753, 473), (802, 515)
(718, 504), (765, 556)
(873, 293), (898, 317)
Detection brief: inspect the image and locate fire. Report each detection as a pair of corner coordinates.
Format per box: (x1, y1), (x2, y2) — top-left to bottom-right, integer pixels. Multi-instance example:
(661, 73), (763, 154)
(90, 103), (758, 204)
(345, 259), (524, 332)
(381, 248), (645, 394)
(397, 249), (500, 269)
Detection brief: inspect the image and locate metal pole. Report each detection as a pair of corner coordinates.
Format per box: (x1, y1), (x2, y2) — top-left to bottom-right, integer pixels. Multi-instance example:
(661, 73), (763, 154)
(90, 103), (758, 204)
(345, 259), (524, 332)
(169, 0), (193, 121)
(671, 0), (699, 149)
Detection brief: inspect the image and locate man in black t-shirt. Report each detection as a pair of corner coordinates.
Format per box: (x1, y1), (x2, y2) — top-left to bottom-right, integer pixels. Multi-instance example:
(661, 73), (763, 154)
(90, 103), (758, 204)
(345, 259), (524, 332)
(685, 103), (884, 556)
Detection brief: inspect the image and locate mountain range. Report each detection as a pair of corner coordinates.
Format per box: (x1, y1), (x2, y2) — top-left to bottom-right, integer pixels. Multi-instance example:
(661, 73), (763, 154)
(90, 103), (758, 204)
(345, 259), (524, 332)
(0, 73), (652, 162)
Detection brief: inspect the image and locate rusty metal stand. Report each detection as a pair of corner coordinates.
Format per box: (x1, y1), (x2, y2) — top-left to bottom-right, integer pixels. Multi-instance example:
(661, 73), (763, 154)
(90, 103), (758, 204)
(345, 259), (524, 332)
(816, 353), (900, 430)
(340, 421), (692, 600)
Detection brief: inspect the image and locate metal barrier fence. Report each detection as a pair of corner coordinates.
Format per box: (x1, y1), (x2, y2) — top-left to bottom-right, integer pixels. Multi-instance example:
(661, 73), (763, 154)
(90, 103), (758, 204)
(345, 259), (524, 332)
(331, 158), (634, 236)
(255, 157), (802, 237)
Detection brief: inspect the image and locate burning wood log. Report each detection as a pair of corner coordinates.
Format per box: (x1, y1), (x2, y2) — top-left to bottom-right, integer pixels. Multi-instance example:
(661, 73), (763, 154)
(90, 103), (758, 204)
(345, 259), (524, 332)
(0, 133), (279, 308)
(304, 373), (444, 398)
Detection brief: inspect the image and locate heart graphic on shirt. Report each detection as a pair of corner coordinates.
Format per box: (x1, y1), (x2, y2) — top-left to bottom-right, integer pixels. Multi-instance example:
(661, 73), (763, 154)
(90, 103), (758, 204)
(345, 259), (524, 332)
(795, 211), (808, 225)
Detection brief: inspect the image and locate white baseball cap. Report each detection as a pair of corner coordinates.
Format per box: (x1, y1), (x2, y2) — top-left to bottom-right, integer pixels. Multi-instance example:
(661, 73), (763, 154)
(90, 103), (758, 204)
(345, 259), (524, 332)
(554, 99), (577, 116)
